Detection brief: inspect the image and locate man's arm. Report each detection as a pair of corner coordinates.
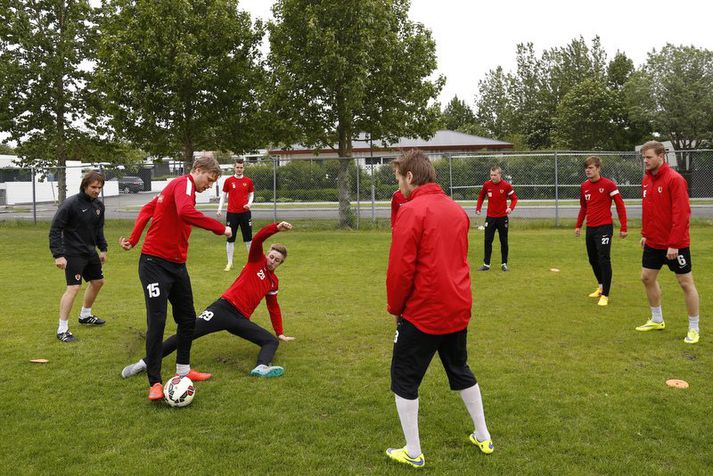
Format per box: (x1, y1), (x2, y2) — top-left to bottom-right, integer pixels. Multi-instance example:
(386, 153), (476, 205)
(125, 196), (157, 249)
(49, 200), (71, 259)
(245, 192), (254, 210)
(612, 192), (628, 237)
(264, 293), (294, 341)
(575, 188), (586, 236)
(386, 207), (419, 316)
(507, 185), (518, 214)
(475, 184), (487, 214)
(173, 184), (227, 235)
(667, 175), (691, 250)
(217, 191), (228, 216)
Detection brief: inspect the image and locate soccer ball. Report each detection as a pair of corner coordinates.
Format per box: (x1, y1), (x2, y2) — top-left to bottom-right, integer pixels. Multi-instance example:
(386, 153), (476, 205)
(163, 376), (195, 407)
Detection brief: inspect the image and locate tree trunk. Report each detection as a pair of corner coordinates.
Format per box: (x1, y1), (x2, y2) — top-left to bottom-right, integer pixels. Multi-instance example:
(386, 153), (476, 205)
(56, 0), (68, 203)
(337, 122), (354, 228)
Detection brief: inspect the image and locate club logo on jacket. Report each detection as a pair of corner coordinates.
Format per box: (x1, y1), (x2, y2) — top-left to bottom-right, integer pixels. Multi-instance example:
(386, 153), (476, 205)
(96, 209), (101, 216)
(232, 183), (236, 189)
(599, 188), (604, 193)
(499, 189), (504, 194)
(585, 193), (591, 201)
(487, 192), (492, 197)
(158, 194), (165, 203)
(658, 186), (663, 193)
(257, 269), (266, 280)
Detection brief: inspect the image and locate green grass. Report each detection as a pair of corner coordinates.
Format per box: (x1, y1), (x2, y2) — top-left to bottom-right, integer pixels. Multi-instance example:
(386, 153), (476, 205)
(1, 220), (711, 475)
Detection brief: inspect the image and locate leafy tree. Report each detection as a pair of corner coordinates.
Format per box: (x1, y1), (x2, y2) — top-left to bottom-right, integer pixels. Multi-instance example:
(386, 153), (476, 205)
(474, 66), (515, 142)
(0, 0), (96, 202)
(441, 96), (476, 132)
(0, 143), (15, 155)
(268, 0), (443, 227)
(94, 0), (267, 171)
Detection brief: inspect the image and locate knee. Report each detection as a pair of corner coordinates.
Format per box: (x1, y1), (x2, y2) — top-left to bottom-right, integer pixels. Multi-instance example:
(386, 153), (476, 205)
(91, 278), (105, 289)
(641, 273), (655, 286)
(64, 285), (81, 297)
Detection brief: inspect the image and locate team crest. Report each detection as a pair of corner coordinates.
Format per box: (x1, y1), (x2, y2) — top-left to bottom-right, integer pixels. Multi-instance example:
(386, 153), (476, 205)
(157, 194), (164, 203)
(74, 274), (81, 281)
(487, 192), (492, 197)
(499, 189), (504, 194)
(232, 183), (236, 189)
(599, 188), (604, 193)
(243, 183), (247, 187)
(658, 186), (663, 193)
(96, 209), (101, 216)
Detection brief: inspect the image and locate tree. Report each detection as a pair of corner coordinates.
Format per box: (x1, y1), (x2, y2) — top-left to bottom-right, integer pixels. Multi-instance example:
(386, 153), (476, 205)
(441, 96), (476, 132)
(268, 0), (443, 227)
(94, 0), (268, 171)
(0, 0), (96, 203)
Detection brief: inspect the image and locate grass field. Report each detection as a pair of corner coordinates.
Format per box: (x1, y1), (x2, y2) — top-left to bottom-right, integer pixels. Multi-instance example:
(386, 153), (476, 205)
(1, 219), (711, 475)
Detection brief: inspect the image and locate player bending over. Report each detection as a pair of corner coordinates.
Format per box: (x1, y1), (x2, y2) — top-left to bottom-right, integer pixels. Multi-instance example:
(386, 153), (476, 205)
(122, 221), (296, 380)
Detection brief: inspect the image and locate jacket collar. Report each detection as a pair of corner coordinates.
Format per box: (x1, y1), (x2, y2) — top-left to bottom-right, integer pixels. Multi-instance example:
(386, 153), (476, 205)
(79, 190), (94, 202)
(646, 161), (670, 179)
(408, 182), (444, 200)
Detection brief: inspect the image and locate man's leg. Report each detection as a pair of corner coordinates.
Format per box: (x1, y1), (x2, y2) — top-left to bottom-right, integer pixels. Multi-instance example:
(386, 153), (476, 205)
(221, 310), (280, 366)
(482, 218), (495, 267)
(595, 226), (613, 301)
(498, 217), (509, 266)
(58, 285), (81, 335)
(676, 272), (700, 342)
(240, 211), (253, 253)
(225, 214), (238, 270)
(139, 256), (171, 386)
(641, 267), (662, 308)
(586, 229), (603, 290)
(168, 265), (196, 377)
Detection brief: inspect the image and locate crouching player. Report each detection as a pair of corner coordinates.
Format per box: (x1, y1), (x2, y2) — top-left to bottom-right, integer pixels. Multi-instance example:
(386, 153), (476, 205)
(122, 222), (296, 380)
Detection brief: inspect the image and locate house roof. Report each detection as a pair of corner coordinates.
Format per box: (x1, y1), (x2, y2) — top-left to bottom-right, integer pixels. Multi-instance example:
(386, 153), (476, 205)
(269, 130), (512, 155)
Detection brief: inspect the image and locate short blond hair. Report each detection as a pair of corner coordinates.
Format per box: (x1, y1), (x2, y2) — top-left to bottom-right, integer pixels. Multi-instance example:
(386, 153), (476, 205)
(191, 156), (222, 176)
(641, 140), (665, 156)
(270, 243), (287, 261)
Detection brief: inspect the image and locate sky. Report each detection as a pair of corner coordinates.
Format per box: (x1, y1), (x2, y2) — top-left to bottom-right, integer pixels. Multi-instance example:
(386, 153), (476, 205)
(240, 0), (713, 108)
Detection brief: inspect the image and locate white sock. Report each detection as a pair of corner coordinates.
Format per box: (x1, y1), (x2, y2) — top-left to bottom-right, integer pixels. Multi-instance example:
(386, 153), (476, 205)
(460, 384), (491, 441)
(598, 284), (603, 290)
(245, 241), (252, 253)
(226, 242), (234, 264)
(176, 364), (190, 377)
(80, 307), (92, 318)
(688, 315), (700, 332)
(651, 306), (663, 323)
(395, 395), (421, 458)
(57, 319), (69, 334)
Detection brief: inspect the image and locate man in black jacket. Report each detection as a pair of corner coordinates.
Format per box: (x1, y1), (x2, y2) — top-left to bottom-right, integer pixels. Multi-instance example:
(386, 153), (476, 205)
(49, 171), (109, 342)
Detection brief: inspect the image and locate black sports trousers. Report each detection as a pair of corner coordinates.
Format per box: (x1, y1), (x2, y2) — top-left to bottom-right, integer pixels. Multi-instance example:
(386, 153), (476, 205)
(150, 298), (279, 367)
(483, 216), (509, 265)
(139, 254), (196, 385)
(226, 211), (252, 243)
(585, 224), (613, 296)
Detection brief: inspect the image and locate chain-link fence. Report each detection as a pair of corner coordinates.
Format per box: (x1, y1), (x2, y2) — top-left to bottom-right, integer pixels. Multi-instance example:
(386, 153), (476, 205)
(2, 150), (713, 227)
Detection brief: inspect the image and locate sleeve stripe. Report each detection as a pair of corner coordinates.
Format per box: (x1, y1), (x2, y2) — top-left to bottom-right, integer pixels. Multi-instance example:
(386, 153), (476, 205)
(609, 190), (620, 196)
(507, 190), (514, 195)
(185, 178), (193, 196)
(267, 290), (278, 295)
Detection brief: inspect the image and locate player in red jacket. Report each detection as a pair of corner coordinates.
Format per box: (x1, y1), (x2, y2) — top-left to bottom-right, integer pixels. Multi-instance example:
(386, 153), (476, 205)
(574, 156), (628, 306)
(121, 222), (295, 380)
(217, 158), (255, 271)
(475, 166), (517, 271)
(385, 150), (493, 469)
(120, 156), (232, 401)
(635, 141), (700, 344)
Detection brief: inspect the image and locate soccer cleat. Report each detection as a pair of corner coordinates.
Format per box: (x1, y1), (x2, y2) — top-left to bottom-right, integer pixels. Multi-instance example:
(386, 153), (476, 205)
(635, 320), (665, 332)
(185, 369), (212, 381)
(588, 288), (603, 298)
(597, 295), (609, 307)
(224, 263), (233, 272)
(250, 364), (284, 378)
(79, 315), (105, 326)
(57, 331), (77, 343)
(385, 446), (425, 469)
(148, 383), (164, 401)
(121, 361), (146, 379)
(469, 433), (495, 454)
(477, 265), (490, 271)
(684, 329), (700, 344)
(501, 264), (509, 272)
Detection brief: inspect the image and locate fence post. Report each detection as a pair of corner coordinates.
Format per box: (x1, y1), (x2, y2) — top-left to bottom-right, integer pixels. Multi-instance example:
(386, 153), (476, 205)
(554, 152), (560, 227)
(371, 161), (376, 224)
(272, 156), (277, 222)
(32, 167), (37, 225)
(448, 154), (453, 197)
(99, 163), (105, 202)
(356, 158), (360, 230)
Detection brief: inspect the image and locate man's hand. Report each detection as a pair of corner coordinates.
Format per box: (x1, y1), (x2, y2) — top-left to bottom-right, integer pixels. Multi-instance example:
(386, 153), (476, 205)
(278, 334), (295, 342)
(475, 210), (481, 216)
(666, 247), (679, 260)
(99, 251), (107, 264)
(575, 227), (581, 237)
(277, 221), (292, 232)
(55, 257), (67, 269)
(119, 237), (133, 251)
(244, 204), (251, 210)
(506, 207), (512, 215)
(620, 231), (628, 239)
(640, 237), (646, 249)
(216, 210), (223, 217)
(224, 226), (233, 238)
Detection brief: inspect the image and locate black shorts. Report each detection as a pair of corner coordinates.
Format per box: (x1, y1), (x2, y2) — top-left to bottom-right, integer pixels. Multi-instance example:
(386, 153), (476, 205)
(64, 253), (103, 285)
(391, 318), (477, 400)
(226, 211), (252, 243)
(642, 245), (692, 274)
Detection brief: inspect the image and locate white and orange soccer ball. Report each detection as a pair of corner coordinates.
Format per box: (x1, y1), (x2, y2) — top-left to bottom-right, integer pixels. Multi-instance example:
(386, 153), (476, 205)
(163, 376), (195, 407)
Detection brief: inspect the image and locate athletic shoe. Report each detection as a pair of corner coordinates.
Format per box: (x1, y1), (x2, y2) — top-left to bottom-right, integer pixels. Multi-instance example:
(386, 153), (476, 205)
(224, 263), (233, 272)
(468, 433), (495, 454)
(684, 329), (700, 344)
(501, 264), (509, 272)
(250, 364), (284, 378)
(78, 315), (105, 326)
(385, 446), (425, 469)
(121, 361), (146, 379)
(148, 383), (164, 401)
(597, 296), (609, 307)
(57, 331), (77, 343)
(588, 288), (603, 298)
(186, 369), (212, 381)
(635, 320), (665, 331)
(477, 265), (490, 271)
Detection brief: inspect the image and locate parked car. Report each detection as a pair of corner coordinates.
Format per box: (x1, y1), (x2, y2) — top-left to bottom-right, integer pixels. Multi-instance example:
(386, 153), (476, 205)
(118, 176), (144, 193)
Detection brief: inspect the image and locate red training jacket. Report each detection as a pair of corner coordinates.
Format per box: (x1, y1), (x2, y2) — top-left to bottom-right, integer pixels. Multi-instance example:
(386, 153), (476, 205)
(576, 176), (628, 232)
(390, 190), (407, 228)
(641, 162), (690, 250)
(223, 175), (254, 213)
(476, 180), (517, 217)
(387, 183), (472, 335)
(129, 175), (226, 263)
(221, 223), (284, 335)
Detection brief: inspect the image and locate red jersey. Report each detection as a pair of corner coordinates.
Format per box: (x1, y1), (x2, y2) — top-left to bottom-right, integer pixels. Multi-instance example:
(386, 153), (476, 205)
(221, 223), (284, 335)
(641, 162), (690, 250)
(390, 190), (407, 227)
(223, 175), (254, 213)
(387, 183), (472, 335)
(576, 176), (628, 232)
(128, 175), (225, 263)
(476, 180), (517, 217)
